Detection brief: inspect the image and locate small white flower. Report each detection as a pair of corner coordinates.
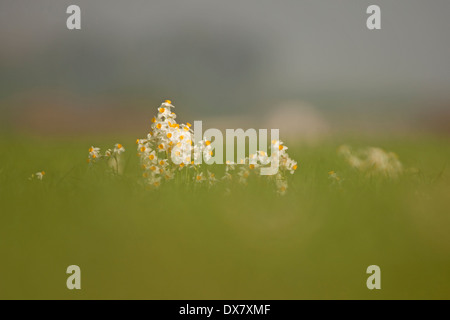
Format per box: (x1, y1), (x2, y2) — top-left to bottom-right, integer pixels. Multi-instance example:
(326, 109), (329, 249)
(114, 143), (125, 155)
(272, 140), (288, 153)
(105, 149), (112, 157)
(36, 171), (45, 180)
(88, 146), (101, 162)
(161, 100), (175, 109)
(286, 158), (298, 174)
(194, 172), (204, 183)
(30, 171), (45, 180)
(207, 171), (218, 186)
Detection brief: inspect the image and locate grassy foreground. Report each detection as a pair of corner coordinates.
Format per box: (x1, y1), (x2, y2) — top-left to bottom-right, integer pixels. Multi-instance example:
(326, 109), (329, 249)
(0, 134), (449, 299)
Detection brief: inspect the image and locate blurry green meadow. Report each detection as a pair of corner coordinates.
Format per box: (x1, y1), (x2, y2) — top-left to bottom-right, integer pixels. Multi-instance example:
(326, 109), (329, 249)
(0, 133), (449, 299)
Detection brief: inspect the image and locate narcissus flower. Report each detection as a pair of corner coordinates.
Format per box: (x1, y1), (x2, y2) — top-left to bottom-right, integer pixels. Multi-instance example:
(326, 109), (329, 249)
(195, 172), (204, 182)
(86, 143), (126, 173)
(114, 143), (125, 155)
(29, 171), (45, 181)
(85, 100), (299, 194)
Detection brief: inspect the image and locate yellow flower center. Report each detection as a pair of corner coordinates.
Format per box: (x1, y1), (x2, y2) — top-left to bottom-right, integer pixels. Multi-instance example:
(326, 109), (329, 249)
(205, 140), (211, 146)
(167, 133), (172, 138)
(117, 144), (122, 149)
(151, 117), (156, 123)
(165, 100), (172, 104)
(140, 147), (146, 152)
(293, 165), (298, 170)
(249, 164), (255, 169)
(279, 145), (283, 151)
(159, 107), (165, 113)
(158, 144), (164, 149)
(156, 123), (162, 129)
(149, 154), (154, 160)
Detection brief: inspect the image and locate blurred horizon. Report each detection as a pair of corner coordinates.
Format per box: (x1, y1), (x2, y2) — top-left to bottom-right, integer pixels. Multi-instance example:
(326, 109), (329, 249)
(1, 0), (450, 136)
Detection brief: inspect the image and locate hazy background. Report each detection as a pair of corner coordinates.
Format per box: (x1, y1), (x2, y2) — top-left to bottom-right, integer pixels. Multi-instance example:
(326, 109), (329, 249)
(1, 0), (450, 138)
(1, 1), (450, 299)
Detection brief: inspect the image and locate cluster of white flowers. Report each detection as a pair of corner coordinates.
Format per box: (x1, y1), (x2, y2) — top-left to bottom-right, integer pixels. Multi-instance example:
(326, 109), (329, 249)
(135, 100), (298, 194)
(136, 100), (197, 188)
(222, 142), (297, 195)
(87, 143), (125, 174)
(338, 145), (403, 179)
(88, 144), (125, 163)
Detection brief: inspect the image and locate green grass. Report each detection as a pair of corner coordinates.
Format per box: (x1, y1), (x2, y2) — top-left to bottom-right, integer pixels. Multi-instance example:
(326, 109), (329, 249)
(0, 134), (449, 299)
